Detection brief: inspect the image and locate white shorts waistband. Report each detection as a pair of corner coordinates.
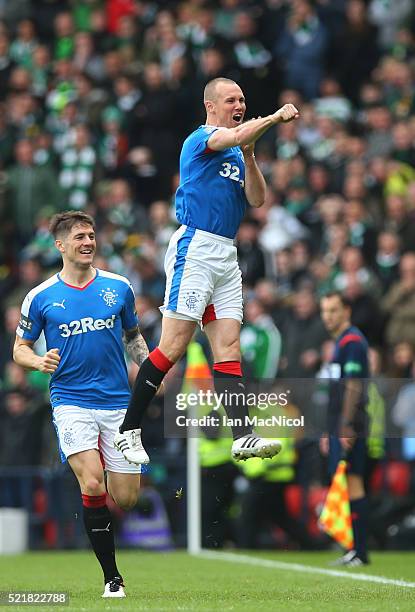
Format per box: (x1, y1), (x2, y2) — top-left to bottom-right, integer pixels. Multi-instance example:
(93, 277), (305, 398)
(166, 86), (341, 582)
(181, 225), (235, 246)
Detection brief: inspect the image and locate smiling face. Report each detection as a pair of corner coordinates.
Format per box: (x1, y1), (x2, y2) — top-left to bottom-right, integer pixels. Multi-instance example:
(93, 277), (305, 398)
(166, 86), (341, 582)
(56, 222), (96, 269)
(205, 80), (246, 128)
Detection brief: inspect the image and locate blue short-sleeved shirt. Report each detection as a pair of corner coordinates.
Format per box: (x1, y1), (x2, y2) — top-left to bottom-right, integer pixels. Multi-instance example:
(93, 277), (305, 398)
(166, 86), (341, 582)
(175, 125), (248, 239)
(16, 269), (138, 410)
(328, 325), (369, 435)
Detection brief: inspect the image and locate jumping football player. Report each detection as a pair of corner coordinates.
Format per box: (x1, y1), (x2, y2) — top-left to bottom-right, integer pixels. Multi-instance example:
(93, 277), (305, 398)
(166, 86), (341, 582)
(115, 77), (299, 464)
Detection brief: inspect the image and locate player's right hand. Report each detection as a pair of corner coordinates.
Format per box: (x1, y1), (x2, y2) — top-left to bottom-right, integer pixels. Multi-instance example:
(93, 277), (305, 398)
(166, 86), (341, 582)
(37, 348), (61, 374)
(273, 104), (299, 123)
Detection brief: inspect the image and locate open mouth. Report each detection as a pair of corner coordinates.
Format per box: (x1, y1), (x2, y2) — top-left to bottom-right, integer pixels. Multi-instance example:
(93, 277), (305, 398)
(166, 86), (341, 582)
(233, 113), (243, 123)
(80, 249), (93, 255)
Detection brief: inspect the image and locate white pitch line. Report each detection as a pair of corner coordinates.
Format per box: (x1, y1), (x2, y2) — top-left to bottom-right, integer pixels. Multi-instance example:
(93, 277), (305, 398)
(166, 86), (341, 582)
(197, 550), (415, 589)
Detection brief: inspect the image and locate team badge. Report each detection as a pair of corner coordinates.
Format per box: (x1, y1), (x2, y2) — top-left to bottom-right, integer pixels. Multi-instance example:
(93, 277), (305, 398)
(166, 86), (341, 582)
(63, 428), (75, 447)
(100, 287), (119, 307)
(185, 291), (201, 312)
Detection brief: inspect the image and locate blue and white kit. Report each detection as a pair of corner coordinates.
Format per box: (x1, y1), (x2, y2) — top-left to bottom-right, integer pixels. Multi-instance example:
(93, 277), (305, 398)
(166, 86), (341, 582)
(162, 125), (248, 325)
(16, 269), (140, 472)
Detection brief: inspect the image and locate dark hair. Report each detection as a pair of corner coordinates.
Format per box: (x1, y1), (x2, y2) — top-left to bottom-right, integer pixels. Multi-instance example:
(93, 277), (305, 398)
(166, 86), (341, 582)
(320, 291), (352, 309)
(49, 210), (95, 238)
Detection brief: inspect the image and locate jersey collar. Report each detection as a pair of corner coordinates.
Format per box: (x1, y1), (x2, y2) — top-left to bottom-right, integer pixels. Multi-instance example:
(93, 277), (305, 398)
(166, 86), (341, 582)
(57, 269), (98, 291)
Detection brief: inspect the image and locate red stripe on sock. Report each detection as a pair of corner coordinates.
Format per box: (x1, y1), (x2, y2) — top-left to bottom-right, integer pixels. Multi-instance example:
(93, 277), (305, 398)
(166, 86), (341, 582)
(213, 361), (242, 376)
(82, 494), (106, 508)
(149, 348), (174, 373)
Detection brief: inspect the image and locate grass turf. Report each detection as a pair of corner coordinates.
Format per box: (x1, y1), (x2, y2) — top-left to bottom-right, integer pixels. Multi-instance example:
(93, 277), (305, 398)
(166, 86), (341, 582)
(0, 550), (414, 611)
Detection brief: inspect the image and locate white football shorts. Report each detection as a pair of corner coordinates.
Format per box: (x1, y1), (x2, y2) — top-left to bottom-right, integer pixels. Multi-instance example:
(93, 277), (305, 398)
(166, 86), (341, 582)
(161, 225), (243, 325)
(53, 405), (141, 474)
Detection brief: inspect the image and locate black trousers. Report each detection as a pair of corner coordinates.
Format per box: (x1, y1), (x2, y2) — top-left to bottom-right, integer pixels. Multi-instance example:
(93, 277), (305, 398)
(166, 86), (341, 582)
(201, 463), (239, 548)
(236, 479), (316, 549)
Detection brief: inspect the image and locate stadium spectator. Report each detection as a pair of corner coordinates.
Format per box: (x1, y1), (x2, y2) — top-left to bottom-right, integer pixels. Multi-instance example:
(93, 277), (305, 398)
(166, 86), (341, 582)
(386, 341), (414, 378)
(328, 0), (379, 103)
(5, 139), (62, 247)
(237, 218), (266, 289)
(381, 252), (415, 347)
(241, 297), (282, 380)
(368, 0), (413, 50)
(374, 230), (401, 293)
(0, 33), (16, 99)
(59, 123), (96, 209)
(392, 362), (415, 474)
(274, 0), (328, 100)
(280, 288), (327, 378)
(383, 194), (415, 253)
(333, 245), (382, 298)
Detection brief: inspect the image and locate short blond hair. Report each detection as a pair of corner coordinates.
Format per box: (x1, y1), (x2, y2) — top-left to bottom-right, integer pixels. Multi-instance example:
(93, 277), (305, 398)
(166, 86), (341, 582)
(204, 77), (237, 102)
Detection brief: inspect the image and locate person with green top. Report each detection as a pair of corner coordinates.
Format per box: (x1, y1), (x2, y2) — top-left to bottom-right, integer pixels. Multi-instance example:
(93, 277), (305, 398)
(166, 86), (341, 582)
(240, 297), (282, 380)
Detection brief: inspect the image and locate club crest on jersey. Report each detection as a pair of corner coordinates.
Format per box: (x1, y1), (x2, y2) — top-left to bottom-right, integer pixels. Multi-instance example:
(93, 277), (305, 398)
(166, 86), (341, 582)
(185, 291), (201, 312)
(100, 287), (118, 307)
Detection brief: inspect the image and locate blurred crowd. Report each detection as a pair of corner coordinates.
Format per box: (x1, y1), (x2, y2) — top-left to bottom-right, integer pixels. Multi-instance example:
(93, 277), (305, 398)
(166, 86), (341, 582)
(1, 0), (415, 548)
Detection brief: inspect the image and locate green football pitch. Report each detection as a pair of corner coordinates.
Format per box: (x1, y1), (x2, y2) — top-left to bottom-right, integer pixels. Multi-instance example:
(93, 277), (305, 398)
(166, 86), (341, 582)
(0, 550), (415, 611)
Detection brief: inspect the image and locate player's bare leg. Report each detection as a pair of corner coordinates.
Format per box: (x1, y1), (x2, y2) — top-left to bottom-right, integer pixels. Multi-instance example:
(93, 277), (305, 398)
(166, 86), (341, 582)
(158, 316), (198, 361)
(204, 317), (241, 363)
(68, 450), (126, 598)
(204, 318), (281, 460)
(115, 317), (197, 464)
(106, 472), (141, 511)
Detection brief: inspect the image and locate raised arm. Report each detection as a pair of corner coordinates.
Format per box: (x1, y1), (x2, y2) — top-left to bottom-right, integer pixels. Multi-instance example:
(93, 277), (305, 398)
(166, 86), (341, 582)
(207, 104), (299, 151)
(13, 336), (61, 373)
(242, 143), (266, 208)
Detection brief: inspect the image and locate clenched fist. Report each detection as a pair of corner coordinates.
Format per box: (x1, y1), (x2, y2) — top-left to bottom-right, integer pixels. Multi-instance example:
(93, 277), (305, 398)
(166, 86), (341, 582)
(273, 103), (299, 124)
(37, 348), (61, 374)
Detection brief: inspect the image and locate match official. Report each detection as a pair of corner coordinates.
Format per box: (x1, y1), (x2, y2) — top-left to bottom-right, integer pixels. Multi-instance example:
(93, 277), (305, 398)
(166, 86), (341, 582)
(320, 292), (370, 566)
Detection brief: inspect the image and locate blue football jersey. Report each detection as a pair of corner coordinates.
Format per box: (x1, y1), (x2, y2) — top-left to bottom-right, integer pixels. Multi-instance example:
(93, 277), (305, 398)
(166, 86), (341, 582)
(175, 125), (248, 239)
(16, 269), (138, 410)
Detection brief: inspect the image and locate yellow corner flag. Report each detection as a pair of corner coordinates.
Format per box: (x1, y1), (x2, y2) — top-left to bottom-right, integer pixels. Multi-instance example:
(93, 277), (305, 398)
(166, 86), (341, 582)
(319, 460), (354, 550)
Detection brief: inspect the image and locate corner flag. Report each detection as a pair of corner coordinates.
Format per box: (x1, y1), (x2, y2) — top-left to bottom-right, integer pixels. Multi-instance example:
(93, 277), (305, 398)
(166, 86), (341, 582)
(184, 341), (212, 381)
(319, 460), (354, 550)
